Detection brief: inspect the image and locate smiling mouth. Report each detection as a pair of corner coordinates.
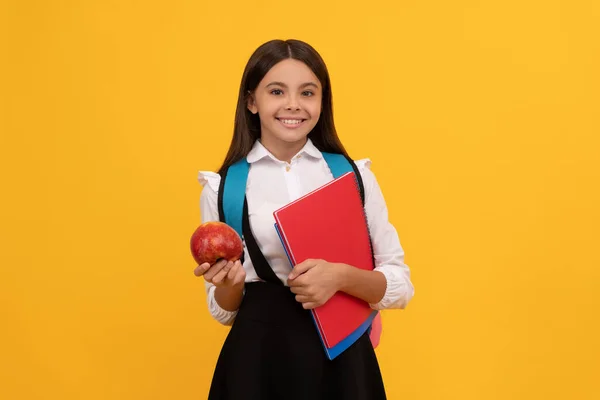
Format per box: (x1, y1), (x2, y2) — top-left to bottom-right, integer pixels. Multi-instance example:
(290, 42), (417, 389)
(276, 118), (308, 129)
(276, 118), (306, 125)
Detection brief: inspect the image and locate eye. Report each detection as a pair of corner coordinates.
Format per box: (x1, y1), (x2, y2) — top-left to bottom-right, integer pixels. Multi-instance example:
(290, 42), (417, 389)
(270, 89), (283, 95)
(302, 91), (314, 97)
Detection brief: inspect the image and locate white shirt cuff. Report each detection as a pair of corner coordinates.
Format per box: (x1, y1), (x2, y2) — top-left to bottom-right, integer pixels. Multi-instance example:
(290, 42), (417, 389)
(206, 284), (238, 326)
(370, 265), (414, 310)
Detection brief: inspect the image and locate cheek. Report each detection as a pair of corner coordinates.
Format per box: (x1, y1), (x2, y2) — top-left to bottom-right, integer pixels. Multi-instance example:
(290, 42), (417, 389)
(308, 96), (323, 115)
(257, 101), (281, 119)
(308, 102), (322, 119)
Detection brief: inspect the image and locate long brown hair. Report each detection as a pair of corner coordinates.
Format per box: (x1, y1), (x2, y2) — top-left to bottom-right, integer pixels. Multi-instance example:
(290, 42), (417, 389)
(217, 39), (349, 175)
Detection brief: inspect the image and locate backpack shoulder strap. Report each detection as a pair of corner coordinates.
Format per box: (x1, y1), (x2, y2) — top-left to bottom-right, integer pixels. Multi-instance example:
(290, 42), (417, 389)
(321, 152), (365, 206)
(218, 153), (365, 235)
(217, 158), (249, 240)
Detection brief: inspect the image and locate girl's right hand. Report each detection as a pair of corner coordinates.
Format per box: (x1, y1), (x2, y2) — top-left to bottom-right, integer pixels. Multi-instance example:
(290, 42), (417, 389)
(194, 259), (246, 288)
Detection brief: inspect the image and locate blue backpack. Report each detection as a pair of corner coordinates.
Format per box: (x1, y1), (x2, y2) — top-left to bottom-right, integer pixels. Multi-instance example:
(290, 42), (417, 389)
(216, 151), (382, 349)
(217, 152), (365, 238)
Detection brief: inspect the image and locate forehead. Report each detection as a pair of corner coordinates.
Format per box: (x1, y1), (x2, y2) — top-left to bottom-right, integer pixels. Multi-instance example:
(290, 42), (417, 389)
(260, 59), (321, 87)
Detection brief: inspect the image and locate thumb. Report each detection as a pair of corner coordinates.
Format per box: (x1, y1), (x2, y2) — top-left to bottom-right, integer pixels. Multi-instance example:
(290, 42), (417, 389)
(288, 259), (315, 280)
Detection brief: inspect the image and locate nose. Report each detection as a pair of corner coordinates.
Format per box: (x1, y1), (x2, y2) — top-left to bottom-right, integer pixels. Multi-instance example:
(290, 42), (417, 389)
(285, 95), (300, 111)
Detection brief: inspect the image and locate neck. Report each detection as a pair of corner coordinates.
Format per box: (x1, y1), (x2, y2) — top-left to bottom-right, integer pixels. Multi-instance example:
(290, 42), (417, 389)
(260, 136), (307, 163)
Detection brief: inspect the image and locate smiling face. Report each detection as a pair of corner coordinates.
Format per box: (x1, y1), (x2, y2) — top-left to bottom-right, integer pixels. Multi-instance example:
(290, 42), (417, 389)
(247, 58), (322, 155)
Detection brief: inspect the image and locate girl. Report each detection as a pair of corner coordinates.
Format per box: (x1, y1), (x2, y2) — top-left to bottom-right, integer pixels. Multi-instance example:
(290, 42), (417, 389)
(194, 39), (414, 400)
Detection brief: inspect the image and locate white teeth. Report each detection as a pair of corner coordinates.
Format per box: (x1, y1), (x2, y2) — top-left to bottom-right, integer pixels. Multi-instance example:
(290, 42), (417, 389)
(280, 119), (302, 125)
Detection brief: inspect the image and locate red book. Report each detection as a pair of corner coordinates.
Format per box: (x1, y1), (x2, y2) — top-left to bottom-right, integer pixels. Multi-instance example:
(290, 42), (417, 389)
(273, 172), (378, 359)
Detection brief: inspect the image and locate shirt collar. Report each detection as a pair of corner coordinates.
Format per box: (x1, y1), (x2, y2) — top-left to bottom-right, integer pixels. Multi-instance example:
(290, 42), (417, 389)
(246, 138), (323, 164)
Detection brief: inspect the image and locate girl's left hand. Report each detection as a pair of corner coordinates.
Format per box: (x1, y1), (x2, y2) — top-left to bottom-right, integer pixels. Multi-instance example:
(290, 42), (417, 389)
(287, 259), (345, 309)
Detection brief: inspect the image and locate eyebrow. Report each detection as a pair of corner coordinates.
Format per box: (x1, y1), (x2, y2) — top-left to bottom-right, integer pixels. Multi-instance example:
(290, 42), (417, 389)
(266, 81), (319, 89)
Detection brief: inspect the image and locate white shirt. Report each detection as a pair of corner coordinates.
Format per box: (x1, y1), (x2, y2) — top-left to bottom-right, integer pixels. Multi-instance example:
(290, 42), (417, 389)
(198, 139), (414, 325)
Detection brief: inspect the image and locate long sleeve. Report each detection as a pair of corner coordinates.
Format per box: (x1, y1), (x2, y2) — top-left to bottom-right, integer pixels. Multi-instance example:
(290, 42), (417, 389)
(357, 163), (415, 310)
(198, 171), (239, 326)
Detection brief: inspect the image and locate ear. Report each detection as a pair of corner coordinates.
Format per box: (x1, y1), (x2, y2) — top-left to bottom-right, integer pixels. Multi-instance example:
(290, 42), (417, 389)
(247, 92), (258, 114)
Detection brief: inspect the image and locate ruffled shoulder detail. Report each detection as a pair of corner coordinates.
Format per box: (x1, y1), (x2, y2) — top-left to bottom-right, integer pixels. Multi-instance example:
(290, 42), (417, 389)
(197, 171), (221, 192)
(353, 158), (372, 170)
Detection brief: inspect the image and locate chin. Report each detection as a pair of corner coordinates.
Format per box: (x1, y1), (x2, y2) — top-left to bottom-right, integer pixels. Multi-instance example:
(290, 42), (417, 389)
(278, 133), (311, 144)
(271, 128), (310, 143)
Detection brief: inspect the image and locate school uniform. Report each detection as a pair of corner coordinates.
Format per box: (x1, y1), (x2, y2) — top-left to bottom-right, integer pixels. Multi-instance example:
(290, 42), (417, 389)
(198, 138), (414, 400)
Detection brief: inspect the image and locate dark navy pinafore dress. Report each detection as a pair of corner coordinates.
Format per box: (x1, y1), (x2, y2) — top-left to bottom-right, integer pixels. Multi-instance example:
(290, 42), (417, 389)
(207, 198), (387, 400)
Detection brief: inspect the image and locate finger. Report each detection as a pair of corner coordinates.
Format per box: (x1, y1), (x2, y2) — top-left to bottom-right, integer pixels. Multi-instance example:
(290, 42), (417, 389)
(194, 263), (210, 277)
(288, 259), (317, 280)
(203, 259), (228, 281)
(234, 262), (247, 285)
(287, 273), (308, 287)
(203, 261), (224, 281)
(211, 261), (233, 285)
(227, 261), (241, 280)
(289, 285), (307, 295)
(302, 302), (319, 310)
(295, 295), (311, 303)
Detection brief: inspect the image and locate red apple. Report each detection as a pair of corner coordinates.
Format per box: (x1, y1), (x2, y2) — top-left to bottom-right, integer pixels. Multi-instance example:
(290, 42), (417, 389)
(190, 221), (243, 265)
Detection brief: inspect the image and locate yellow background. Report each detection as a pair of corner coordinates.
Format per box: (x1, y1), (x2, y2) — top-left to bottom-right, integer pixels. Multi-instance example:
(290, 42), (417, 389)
(1, 0), (599, 399)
